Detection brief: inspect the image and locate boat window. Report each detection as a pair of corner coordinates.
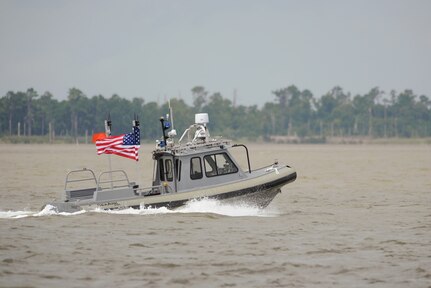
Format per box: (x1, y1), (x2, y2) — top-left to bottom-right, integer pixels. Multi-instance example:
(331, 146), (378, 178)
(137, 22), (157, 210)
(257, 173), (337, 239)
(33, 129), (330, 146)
(204, 153), (238, 177)
(175, 159), (182, 182)
(165, 159), (173, 182)
(159, 159), (165, 181)
(190, 157), (203, 180)
(203, 155), (217, 177)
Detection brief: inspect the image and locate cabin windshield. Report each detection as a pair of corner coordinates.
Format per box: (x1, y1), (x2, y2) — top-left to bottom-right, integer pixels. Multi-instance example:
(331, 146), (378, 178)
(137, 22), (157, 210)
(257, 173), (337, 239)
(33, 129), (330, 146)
(204, 152), (238, 177)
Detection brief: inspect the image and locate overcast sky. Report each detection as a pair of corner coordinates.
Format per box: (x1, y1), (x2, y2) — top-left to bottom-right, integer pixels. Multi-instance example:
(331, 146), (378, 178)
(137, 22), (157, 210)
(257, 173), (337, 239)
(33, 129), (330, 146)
(1, 0), (430, 106)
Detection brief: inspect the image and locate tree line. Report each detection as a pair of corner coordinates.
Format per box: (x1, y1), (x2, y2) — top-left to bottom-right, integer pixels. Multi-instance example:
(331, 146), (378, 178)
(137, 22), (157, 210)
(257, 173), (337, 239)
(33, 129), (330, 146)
(0, 85), (430, 143)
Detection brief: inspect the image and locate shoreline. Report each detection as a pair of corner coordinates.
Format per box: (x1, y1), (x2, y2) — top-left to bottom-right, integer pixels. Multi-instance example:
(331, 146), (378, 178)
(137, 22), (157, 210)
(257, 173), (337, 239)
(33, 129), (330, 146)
(1, 135), (430, 145)
(267, 136), (431, 145)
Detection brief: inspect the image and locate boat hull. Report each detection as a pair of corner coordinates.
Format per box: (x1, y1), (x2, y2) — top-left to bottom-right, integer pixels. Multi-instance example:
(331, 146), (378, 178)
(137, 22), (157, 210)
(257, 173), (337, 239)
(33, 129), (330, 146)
(46, 166), (297, 213)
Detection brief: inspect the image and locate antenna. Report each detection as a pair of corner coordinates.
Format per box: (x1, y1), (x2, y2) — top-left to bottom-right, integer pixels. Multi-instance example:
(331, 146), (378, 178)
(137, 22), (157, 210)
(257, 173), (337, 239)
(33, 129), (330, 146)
(133, 113), (140, 127)
(169, 99), (174, 130)
(104, 113), (112, 136)
(167, 99), (177, 140)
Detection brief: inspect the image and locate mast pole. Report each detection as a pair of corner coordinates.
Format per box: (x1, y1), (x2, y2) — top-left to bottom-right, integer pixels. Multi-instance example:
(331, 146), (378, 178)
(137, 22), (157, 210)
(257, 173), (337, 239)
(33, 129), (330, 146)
(105, 115), (113, 190)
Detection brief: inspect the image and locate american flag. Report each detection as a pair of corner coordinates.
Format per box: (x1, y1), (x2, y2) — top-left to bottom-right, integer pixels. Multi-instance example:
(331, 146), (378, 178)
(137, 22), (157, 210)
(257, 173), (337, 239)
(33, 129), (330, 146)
(96, 126), (140, 161)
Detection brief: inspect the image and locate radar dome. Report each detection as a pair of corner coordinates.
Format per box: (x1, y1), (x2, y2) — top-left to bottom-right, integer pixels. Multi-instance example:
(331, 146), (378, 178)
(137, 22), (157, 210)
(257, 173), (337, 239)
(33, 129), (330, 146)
(195, 113), (209, 125)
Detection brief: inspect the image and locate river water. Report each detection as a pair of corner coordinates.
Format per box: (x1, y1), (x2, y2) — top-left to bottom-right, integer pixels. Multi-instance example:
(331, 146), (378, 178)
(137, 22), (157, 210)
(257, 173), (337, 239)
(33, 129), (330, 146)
(0, 144), (430, 287)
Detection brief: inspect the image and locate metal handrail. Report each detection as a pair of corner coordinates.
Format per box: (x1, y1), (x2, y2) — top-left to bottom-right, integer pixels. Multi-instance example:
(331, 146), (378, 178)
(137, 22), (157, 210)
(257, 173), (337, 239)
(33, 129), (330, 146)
(171, 139), (232, 153)
(97, 170), (131, 190)
(64, 168), (97, 191)
(232, 144), (251, 174)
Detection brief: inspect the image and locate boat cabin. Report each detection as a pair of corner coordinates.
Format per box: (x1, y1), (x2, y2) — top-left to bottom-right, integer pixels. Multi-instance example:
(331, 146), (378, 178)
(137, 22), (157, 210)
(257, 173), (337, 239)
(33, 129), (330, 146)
(150, 112), (253, 194)
(152, 144), (248, 193)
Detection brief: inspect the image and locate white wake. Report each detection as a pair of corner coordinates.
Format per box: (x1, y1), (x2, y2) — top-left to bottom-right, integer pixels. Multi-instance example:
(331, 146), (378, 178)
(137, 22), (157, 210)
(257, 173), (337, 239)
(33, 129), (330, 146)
(0, 204), (86, 219)
(0, 198), (278, 219)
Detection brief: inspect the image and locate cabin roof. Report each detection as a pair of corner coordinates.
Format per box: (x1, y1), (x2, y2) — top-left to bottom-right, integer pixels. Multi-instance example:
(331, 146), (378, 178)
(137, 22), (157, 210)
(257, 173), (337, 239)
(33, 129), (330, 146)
(153, 139), (232, 157)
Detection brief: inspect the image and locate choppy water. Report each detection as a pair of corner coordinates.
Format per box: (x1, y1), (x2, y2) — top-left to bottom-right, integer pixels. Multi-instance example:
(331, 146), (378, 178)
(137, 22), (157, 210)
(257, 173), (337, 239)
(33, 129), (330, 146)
(1, 144), (430, 287)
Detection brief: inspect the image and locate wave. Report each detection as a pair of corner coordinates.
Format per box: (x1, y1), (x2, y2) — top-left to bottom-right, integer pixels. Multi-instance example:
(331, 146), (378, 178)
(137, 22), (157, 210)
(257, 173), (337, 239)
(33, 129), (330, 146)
(0, 204), (86, 219)
(177, 198), (278, 217)
(0, 198), (278, 219)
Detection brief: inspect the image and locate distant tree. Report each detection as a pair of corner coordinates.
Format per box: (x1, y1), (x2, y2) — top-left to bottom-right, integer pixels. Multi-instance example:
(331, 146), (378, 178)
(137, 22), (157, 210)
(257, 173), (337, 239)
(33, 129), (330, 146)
(3, 91), (27, 135)
(261, 102), (281, 137)
(1, 85), (430, 140)
(272, 85), (301, 135)
(393, 89), (418, 137)
(273, 85), (314, 137)
(191, 86), (208, 112)
(36, 91), (57, 135)
(202, 92), (233, 136)
(142, 101), (162, 139)
(25, 88), (38, 136)
(164, 98), (193, 135)
(316, 86), (353, 137)
(67, 88), (87, 139)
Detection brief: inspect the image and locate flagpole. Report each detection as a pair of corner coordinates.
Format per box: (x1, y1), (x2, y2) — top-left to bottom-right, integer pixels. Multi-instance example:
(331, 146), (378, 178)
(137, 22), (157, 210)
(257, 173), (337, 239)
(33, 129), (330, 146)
(133, 117), (140, 188)
(108, 154), (113, 191)
(105, 117), (114, 191)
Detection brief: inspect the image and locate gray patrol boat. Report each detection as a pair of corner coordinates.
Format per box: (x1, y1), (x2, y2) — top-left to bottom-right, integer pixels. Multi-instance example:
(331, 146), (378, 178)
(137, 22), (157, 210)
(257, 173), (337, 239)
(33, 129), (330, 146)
(46, 113), (297, 212)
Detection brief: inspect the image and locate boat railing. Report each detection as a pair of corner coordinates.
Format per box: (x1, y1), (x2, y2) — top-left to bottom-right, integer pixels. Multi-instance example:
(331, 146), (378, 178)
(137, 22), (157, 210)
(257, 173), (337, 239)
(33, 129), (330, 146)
(64, 168), (98, 200)
(231, 144), (251, 173)
(168, 139), (232, 154)
(252, 162), (282, 173)
(97, 170), (131, 190)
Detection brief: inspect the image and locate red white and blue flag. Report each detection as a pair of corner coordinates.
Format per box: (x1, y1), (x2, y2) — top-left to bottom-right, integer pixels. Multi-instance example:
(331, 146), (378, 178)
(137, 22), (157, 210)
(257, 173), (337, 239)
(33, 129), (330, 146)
(96, 126), (140, 161)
